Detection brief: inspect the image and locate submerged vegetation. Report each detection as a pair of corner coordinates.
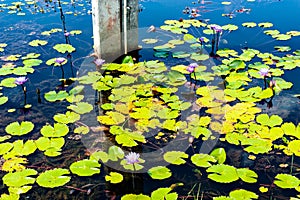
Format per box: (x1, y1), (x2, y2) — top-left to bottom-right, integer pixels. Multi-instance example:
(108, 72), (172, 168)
(0, 0), (300, 199)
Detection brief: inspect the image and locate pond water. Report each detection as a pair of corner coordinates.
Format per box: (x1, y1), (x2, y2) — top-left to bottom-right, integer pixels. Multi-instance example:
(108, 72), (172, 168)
(1, 0), (300, 200)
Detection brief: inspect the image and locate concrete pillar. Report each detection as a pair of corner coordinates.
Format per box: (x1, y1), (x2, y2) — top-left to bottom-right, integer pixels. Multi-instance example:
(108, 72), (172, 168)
(92, 0), (139, 62)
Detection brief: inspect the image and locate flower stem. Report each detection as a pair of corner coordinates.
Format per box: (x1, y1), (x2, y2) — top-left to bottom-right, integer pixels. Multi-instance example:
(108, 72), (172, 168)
(132, 164), (136, 190)
(21, 85), (27, 106)
(264, 77), (267, 89)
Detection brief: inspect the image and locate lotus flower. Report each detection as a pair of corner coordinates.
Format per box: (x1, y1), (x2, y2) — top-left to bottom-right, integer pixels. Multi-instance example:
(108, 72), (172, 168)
(125, 152), (140, 165)
(258, 68), (270, 77)
(55, 57), (66, 65)
(93, 58), (105, 66)
(15, 77), (28, 85)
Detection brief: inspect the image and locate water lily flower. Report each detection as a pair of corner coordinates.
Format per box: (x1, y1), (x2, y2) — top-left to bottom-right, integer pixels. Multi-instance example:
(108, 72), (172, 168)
(93, 58), (105, 66)
(125, 152), (140, 165)
(64, 32), (71, 37)
(189, 63), (198, 68)
(55, 57), (66, 65)
(269, 80), (276, 88)
(199, 37), (205, 42)
(15, 77), (28, 85)
(147, 25), (156, 33)
(187, 66), (195, 73)
(210, 24), (222, 33)
(258, 68), (270, 77)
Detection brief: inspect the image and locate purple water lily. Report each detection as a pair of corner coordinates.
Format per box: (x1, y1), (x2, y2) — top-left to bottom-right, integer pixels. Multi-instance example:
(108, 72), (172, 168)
(210, 24), (222, 33)
(199, 37), (205, 42)
(55, 57), (66, 65)
(187, 66), (195, 73)
(258, 68), (270, 77)
(125, 152), (140, 165)
(64, 32), (71, 37)
(93, 58), (105, 66)
(15, 77), (28, 85)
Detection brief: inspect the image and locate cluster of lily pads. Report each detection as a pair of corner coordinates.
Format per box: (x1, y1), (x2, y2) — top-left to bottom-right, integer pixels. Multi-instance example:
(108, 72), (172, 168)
(2, 2), (300, 200)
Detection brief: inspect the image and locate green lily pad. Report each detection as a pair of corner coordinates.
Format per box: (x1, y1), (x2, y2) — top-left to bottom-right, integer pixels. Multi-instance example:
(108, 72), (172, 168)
(236, 168), (258, 183)
(274, 174), (300, 189)
(274, 46), (291, 52)
(67, 102), (93, 114)
(264, 29), (280, 36)
(273, 34), (292, 41)
(242, 22), (257, 28)
(13, 66), (35, 75)
(229, 189), (258, 200)
(3, 169), (37, 187)
(210, 148), (226, 164)
(0, 78), (17, 88)
(44, 91), (69, 102)
(36, 168), (70, 188)
(105, 172), (123, 184)
(5, 121), (34, 136)
(28, 39), (48, 47)
(142, 38), (158, 44)
(97, 111), (125, 125)
(23, 59), (42, 67)
(191, 153), (217, 168)
(183, 34), (197, 43)
(288, 140), (300, 156)
(53, 111), (80, 124)
(121, 194), (150, 200)
(256, 114), (282, 127)
(148, 166), (172, 180)
(222, 24), (238, 31)
(108, 145), (124, 161)
(163, 151), (188, 165)
(70, 159), (101, 176)
(90, 151), (109, 163)
(53, 44), (76, 53)
(281, 122), (300, 138)
(6, 140), (37, 158)
(207, 164), (239, 183)
(258, 22), (273, 28)
(0, 96), (8, 105)
(0, 142), (14, 155)
(40, 123), (69, 137)
(35, 137), (65, 152)
(190, 53), (209, 61)
(151, 187), (178, 200)
(70, 30), (82, 35)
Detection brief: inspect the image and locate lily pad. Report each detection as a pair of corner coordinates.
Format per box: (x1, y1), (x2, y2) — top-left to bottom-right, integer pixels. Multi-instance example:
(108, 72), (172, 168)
(28, 39), (48, 47)
(40, 123), (69, 137)
(69, 159), (101, 176)
(53, 44), (76, 53)
(3, 169), (37, 187)
(105, 172), (123, 184)
(207, 164), (239, 183)
(5, 121), (34, 136)
(274, 174), (300, 189)
(36, 168), (71, 188)
(191, 153), (217, 168)
(163, 151), (188, 165)
(148, 166), (172, 180)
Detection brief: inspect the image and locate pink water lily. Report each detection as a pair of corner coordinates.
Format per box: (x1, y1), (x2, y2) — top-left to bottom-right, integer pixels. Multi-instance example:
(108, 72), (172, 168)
(125, 152), (140, 165)
(15, 77), (28, 85)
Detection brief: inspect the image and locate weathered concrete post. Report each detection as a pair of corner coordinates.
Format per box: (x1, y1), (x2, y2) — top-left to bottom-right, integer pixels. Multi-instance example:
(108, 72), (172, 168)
(92, 0), (139, 62)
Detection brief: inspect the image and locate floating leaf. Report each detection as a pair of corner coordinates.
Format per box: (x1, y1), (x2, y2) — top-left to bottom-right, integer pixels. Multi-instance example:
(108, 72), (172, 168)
(105, 172), (123, 184)
(191, 153), (217, 168)
(242, 22), (257, 28)
(163, 151), (188, 165)
(258, 22), (273, 28)
(229, 189), (258, 200)
(236, 168), (258, 183)
(108, 146), (124, 161)
(183, 34), (197, 43)
(121, 194), (150, 200)
(222, 24), (238, 31)
(0, 96), (8, 105)
(3, 169), (37, 187)
(274, 174), (300, 189)
(67, 102), (93, 114)
(274, 46), (291, 52)
(207, 164), (239, 183)
(44, 90), (69, 102)
(53, 111), (80, 124)
(2, 157), (27, 172)
(23, 59), (42, 67)
(148, 166), (172, 180)
(90, 151), (109, 163)
(151, 187), (178, 200)
(288, 140), (300, 156)
(142, 38), (158, 44)
(1, 78), (17, 88)
(70, 159), (101, 176)
(256, 114), (282, 127)
(97, 111), (125, 125)
(40, 123), (69, 137)
(210, 148), (226, 164)
(53, 44), (76, 53)
(28, 39), (48, 47)
(36, 168), (70, 188)
(5, 121), (34, 136)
